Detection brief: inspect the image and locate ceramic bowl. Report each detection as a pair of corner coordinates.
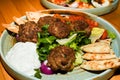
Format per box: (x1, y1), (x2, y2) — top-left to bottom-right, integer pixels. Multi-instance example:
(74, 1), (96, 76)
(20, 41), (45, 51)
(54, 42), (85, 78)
(0, 9), (120, 80)
(41, 0), (119, 15)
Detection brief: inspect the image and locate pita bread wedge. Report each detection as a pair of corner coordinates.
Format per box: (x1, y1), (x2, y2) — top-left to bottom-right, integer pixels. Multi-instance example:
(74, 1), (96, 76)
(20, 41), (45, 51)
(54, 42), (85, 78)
(26, 11), (50, 23)
(82, 53), (116, 60)
(81, 58), (120, 71)
(2, 24), (19, 33)
(81, 39), (111, 53)
(13, 16), (27, 25)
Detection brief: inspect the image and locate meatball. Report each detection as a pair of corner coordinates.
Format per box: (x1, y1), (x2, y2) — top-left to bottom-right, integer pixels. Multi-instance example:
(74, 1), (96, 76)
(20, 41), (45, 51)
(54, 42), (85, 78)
(47, 46), (75, 72)
(17, 21), (41, 43)
(70, 20), (91, 36)
(70, 20), (89, 31)
(48, 21), (70, 38)
(37, 16), (61, 28)
(38, 16), (70, 38)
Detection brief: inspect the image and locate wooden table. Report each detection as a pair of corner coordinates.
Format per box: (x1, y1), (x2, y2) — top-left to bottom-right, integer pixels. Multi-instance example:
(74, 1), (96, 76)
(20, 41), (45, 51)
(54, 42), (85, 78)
(0, 0), (120, 80)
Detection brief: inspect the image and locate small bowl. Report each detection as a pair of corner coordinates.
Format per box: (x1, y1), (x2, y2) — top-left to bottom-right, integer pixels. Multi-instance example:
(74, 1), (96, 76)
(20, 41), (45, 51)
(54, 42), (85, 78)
(0, 9), (120, 80)
(41, 0), (119, 15)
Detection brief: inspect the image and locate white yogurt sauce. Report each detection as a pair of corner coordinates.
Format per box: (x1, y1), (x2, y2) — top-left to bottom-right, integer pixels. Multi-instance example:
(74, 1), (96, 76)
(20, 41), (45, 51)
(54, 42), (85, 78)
(5, 42), (40, 76)
(91, 0), (110, 8)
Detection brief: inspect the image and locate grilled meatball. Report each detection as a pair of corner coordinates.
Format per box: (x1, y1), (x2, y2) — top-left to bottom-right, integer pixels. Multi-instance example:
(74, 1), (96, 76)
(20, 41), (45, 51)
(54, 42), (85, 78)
(17, 21), (41, 43)
(70, 20), (89, 31)
(38, 16), (70, 38)
(48, 21), (70, 38)
(70, 20), (91, 36)
(47, 46), (75, 72)
(37, 16), (61, 28)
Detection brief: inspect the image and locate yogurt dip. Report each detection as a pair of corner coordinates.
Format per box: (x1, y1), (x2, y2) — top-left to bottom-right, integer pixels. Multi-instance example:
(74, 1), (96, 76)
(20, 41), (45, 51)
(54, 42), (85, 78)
(5, 42), (40, 76)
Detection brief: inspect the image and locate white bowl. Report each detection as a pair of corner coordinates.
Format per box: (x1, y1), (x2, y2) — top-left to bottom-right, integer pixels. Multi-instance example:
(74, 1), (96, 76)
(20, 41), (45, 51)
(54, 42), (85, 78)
(0, 9), (120, 80)
(41, 0), (119, 15)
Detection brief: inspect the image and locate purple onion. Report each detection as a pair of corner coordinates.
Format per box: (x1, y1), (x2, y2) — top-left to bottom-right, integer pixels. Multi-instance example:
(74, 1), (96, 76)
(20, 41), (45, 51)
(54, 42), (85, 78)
(40, 60), (54, 75)
(15, 34), (19, 41)
(64, 4), (69, 7)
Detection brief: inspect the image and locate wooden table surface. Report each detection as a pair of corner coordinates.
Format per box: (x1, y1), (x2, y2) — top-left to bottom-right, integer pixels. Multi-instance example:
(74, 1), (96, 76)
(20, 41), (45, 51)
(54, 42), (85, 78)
(0, 0), (120, 80)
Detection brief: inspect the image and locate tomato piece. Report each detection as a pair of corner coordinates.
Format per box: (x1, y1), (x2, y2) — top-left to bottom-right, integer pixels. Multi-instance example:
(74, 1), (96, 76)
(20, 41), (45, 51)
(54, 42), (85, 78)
(100, 30), (108, 40)
(68, 15), (85, 22)
(53, 14), (67, 22)
(86, 19), (98, 29)
(54, 0), (65, 4)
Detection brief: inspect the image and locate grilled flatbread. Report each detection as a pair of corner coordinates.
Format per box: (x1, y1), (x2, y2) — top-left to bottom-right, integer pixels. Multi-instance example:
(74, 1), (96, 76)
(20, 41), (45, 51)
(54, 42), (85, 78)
(81, 58), (120, 71)
(81, 39), (111, 53)
(26, 11), (50, 23)
(13, 16), (27, 25)
(82, 53), (116, 60)
(2, 24), (19, 33)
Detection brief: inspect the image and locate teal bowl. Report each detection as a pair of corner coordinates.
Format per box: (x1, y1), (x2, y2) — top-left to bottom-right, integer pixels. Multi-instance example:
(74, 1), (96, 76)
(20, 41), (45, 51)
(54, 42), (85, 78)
(0, 10), (120, 80)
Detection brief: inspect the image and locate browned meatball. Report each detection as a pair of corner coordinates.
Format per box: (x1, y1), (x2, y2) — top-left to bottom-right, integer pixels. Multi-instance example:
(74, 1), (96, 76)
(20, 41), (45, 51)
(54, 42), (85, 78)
(47, 46), (75, 72)
(70, 20), (91, 36)
(70, 20), (89, 31)
(38, 16), (70, 38)
(48, 21), (70, 38)
(37, 16), (61, 28)
(17, 21), (41, 43)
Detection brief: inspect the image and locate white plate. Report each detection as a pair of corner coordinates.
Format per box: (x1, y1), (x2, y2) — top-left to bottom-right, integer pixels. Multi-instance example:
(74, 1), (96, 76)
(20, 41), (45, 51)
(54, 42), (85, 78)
(41, 0), (119, 15)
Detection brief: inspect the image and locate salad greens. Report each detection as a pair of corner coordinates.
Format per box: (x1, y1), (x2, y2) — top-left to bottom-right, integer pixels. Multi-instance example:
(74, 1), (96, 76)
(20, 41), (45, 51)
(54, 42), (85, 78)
(56, 31), (91, 51)
(80, 0), (91, 3)
(37, 24), (58, 61)
(56, 33), (77, 45)
(74, 51), (83, 66)
(34, 69), (42, 79)
(37, 28), (91, 61)
(107, 30), (116, 39)
(66, 0), (91, 3)
(66, 0), (75, 4)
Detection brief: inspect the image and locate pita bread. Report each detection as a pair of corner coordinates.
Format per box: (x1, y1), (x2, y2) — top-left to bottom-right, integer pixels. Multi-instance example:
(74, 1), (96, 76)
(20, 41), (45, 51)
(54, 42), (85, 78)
(2, 24), (19, 33)
(13, 16), (27, 25)
(82, 53), (116, 60)
(81, 58), (120, 71)
(81, 39), (111, 53)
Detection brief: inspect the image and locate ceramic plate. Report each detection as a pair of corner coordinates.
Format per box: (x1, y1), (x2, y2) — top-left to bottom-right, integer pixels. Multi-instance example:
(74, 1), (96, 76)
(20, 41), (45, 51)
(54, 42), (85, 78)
(0, 9), (120, 80)
(41, 0), (119, 15)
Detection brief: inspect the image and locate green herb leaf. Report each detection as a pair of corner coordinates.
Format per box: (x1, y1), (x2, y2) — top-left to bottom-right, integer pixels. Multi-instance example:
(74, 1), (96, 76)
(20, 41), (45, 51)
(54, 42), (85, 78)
(66, 0), (75, 4)
(107, 30), (116, 39)
(69, 42), (78, 50)
(75, 31), (91, 46)
(74, 52), (83, 66)
(81, 0), (91, 3)
(49, 44), (58, 50)
(56, 33), (77, 45)
(42, 24), (49, 31)
(34, 69), (42, 79)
